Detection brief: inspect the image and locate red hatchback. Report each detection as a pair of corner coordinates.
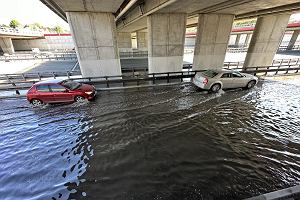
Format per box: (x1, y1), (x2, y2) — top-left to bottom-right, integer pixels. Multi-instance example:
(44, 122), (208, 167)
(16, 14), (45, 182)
(27, 79), (96, 106)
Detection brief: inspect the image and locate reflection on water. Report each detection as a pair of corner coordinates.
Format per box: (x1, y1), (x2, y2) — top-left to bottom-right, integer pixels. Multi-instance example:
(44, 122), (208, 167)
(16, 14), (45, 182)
(0, 79), (300, 200)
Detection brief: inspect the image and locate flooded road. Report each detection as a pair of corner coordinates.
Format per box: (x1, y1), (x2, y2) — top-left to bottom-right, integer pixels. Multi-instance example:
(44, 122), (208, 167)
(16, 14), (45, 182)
(0, 79), (300, 200)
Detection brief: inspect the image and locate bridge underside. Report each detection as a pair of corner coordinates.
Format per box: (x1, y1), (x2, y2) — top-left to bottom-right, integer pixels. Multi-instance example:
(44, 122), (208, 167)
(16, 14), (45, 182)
(41, 0), (300, 77)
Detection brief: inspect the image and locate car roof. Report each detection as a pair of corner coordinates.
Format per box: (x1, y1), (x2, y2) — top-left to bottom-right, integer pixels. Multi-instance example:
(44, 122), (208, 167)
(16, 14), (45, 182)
(34, 79), (65, 85)
(203, 69), (239, 73)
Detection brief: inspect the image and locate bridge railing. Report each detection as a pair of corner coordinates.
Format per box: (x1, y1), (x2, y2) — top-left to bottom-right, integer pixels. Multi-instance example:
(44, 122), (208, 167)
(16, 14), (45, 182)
(0, 27), (44, 37)
(0, 53), (78, 61)
(1, 64), (300, 95)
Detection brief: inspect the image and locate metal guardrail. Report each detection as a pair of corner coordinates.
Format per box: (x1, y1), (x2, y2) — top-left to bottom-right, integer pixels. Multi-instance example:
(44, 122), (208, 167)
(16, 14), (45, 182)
(119, 51), (148, 58)
(0, 53), (78, 61)
(1, 64), (300, 95)
(0, 27), (43, 37)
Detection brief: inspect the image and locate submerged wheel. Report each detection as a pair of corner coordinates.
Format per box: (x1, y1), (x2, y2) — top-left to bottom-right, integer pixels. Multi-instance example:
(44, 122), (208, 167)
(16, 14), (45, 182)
(210, 83), (221, 93)
(31, 99), (43, 106)
(74, 96), (85, 102)
(246, 80), (256, 89)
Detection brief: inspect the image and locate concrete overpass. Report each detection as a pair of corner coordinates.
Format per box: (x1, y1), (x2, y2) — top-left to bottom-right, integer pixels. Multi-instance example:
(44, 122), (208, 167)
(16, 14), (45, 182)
(0, 27), (44, 54)
(41, 0), (300, 77)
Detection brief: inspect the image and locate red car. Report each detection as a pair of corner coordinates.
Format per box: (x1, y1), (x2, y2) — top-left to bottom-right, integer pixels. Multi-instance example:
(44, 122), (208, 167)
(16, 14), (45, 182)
(27, 79), (96, 106)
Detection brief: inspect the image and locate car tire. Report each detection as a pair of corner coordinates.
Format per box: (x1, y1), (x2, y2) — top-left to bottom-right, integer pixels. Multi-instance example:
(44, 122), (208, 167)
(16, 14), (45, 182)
(74, 96), (85, 102)
(31, 99), (43, 106)
(210, 83), (221, 93)
(246, 80), (256, 89)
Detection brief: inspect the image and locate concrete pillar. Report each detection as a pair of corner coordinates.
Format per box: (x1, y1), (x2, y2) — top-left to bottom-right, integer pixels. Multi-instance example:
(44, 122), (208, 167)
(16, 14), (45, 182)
(235, 34), (241, 46)
(0, 38), (14, 54)
(193, 14), (234, 70)
(244, 34), (252, 47)
(66, 12), (121, 77)
(243, 14), (290, 68)
(287, 30), (300, 50)
(137, 32), (148, 50)
(117, 32), (132, 51)
(147, 13), (187, 73)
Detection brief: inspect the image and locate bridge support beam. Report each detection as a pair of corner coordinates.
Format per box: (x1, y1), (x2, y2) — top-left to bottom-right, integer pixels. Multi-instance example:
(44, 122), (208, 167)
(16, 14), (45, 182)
(243, 14), (290, 69)
(147, 13), (187, 73)
(137, 32), (147, 50)
(117, 32), (132, 51)
(193, 14), (234, 70)
(287, 30), (300, 50)
(0, 38), (14, 54)
(66, 12), (121, 77)
(234, 34), (241, 47)
(244, 34), (252, 47)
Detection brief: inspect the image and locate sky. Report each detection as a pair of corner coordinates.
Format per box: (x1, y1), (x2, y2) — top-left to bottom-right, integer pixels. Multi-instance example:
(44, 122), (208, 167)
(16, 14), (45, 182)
(0, 0), (69, 30)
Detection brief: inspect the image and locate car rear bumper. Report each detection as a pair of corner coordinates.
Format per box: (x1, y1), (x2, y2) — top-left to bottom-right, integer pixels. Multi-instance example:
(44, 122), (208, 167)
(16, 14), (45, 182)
(192, 78), (210, 90)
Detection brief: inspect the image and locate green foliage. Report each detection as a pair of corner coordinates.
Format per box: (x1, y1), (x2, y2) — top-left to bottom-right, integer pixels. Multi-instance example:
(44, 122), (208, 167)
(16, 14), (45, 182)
(54, 25), (63, 34)
(9, 19), (21, 28)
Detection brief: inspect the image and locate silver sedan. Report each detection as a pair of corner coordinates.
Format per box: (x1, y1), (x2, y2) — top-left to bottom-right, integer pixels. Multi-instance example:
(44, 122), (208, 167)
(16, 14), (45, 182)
(192, 69), (258, 92)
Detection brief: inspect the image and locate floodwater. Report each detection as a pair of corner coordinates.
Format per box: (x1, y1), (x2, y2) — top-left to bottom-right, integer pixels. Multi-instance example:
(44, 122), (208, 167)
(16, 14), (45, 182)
(0, 79), (300, 200)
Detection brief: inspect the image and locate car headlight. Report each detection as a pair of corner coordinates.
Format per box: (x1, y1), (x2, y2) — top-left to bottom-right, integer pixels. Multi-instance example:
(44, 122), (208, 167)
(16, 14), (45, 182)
(85, 91), (93, 95)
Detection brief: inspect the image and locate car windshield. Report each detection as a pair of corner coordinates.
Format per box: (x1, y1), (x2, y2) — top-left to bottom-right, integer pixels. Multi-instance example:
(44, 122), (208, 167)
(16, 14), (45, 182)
(202, 70), (218, 78)
(61, 80), (81, 90)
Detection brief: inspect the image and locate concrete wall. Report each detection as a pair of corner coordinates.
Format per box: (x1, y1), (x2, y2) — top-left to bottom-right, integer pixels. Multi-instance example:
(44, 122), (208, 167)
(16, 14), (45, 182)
(137, 32), (148, 50)
(117, 32), (132, 52)
(67, 12), (121, 77)
(148, 13), (187, 73)
(193, 14), (234, 70)
(12, 35), (74, 51)
(243, 14), (290, 68)
(0, 38), (14, 54)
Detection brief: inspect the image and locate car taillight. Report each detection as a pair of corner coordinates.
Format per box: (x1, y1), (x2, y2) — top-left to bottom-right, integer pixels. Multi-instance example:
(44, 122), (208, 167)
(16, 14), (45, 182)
(203, 78), (208, 85)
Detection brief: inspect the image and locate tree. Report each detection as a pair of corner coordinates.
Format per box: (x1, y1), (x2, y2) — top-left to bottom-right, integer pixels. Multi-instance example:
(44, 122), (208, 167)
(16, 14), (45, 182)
(9, 19), (21, 28)
(54, 25), (63, 34)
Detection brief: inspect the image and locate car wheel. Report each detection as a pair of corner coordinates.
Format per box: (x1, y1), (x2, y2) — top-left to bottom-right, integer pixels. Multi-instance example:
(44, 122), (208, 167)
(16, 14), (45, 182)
(246, 80), (256, 89)
(74, 96), (85, 102)
(210, 83), (221, 93)
(31, 99), (43, 106)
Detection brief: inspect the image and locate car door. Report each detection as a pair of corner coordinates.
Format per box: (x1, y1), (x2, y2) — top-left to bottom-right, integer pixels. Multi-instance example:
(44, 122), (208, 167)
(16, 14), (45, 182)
(49, 84), (73, 102)
(220, 73), (234, 89)
(231, 72), (246, 88)
(35, 84), (53, 103)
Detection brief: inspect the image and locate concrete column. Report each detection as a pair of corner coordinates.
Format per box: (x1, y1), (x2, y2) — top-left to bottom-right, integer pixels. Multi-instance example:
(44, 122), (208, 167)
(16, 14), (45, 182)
(244, 34), (252, 47)
(243, 14), (290, 68)
(0, 38), (14, 54)
(66, 12), (121, 77)
(193, 14), (234, 70)
(287, 30), (300, 50)
(117, 32), (132, 51)
(147, 13), (187, 73)
(235, 34), (241, 46)
(137, 32), (148, 50)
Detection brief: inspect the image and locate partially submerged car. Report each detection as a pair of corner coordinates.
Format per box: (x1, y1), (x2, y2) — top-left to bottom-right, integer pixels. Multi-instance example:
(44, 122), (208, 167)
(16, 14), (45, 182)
(27, 79), (96, 106)
(193, 69), (258, 92)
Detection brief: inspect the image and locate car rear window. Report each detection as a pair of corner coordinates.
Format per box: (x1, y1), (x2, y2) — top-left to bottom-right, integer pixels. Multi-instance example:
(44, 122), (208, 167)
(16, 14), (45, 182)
(202, 70), (218, 78)
(36, 85), (50, 92)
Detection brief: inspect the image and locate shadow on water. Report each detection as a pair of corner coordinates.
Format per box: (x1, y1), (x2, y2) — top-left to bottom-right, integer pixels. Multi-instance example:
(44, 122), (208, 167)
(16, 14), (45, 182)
(0, 79), (300, 200)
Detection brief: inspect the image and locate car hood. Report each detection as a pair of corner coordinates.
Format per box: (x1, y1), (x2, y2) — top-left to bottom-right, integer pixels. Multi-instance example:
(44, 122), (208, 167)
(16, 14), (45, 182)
(75, 84), (94, 92)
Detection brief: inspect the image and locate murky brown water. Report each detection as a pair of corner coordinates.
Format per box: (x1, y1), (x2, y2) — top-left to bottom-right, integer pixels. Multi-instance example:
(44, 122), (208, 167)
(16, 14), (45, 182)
(0, 79), (300, 200)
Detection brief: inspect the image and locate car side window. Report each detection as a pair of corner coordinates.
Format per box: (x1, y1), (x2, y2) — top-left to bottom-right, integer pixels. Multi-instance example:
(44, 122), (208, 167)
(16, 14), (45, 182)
(221, 73), (232, 78)
(36, 85), (50, 92)
(49, 84), (66, 92)
(232, 72), (243, 78)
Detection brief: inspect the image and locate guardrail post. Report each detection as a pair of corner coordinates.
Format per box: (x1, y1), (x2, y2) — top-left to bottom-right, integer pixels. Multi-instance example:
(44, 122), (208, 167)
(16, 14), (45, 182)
(67, 71), (70, 79)
(152, 74), (155, 84)
(181, 72), (183, 82)
(286, 65), (290, 74)
(52, 72), (56, 79)
(137, 74), (139, 86)
(167, 73), (170, 83)
(105, 77), (109, 88)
